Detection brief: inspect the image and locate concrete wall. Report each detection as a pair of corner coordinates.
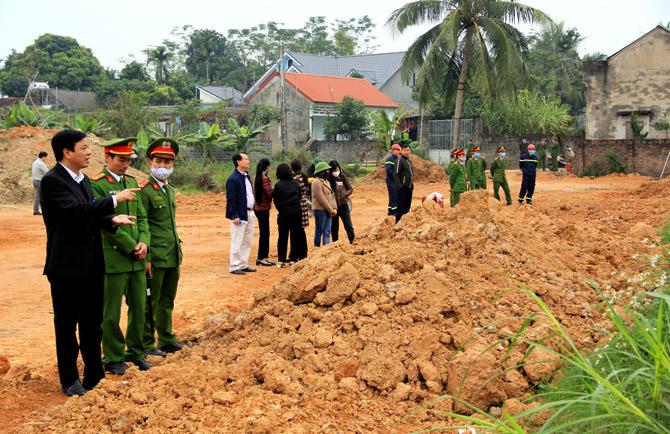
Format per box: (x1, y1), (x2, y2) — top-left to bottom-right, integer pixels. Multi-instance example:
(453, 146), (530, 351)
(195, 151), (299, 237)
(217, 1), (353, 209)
(572, 139), (670, 178)
(309, 140), (384, 164)
(584, 27), (670, 140)
(249, 77), (311, 153)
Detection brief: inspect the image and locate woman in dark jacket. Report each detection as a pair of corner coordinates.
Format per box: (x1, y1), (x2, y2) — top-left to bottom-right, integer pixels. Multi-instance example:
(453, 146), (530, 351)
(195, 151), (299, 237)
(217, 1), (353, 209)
(289, 159), (309, 262)
(253, 158), (274, 266)
(327, 160), (355, 243)
(272, 164), (304, 267)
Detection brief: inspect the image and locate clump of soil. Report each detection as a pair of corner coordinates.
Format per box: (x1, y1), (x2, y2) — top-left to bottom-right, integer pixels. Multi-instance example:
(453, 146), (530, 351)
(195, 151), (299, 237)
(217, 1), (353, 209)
(0, 127), (146, 205)
(21, 183), (667, 432)
(366, 154), (447, 184)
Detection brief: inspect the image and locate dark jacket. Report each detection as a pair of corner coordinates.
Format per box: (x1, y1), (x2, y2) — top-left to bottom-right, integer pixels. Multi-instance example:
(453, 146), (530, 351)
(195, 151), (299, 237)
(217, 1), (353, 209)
(394, 155), (413, 190)
(40, 163), (116, 277)
(384, 154), (398, 186)
(253, 174), (273, 212)
(272, 179), (301, 215)
(226, 169), (253, 221)
(328, 173), (353, 207)
(519, 152), (539, 176)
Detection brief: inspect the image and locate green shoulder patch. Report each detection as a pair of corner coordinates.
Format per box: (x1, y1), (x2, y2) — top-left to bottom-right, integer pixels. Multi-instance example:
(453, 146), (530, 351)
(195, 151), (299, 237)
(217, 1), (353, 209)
(91, 173), (105, 181)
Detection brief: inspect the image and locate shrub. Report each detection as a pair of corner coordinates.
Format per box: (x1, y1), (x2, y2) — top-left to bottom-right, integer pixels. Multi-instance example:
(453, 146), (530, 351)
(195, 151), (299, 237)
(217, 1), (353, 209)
(581, 151), (628, 177)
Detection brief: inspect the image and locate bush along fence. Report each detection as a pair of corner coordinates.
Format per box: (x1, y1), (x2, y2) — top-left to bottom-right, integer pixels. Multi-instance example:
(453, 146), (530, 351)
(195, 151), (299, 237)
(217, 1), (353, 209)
(573, 139), (670, 178)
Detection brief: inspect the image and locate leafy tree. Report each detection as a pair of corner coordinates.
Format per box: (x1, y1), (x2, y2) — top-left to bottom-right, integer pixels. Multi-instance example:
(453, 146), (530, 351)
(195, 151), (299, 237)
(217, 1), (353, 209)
(332, 16), (378, 55)
(1, 34), (106, 91)
(323, 96), (369, 140)
(1, 75), (28, 97)
(582, 52), (607, 62)
(144, 44), (174, 84)
(119, 61), (150, 81)
(388, 0), (551, 146)
(479, 89), (573, 135)
(249, 104), (281, 126)
(95, 79), (155, 106)
(652, 111), (670, 139)
(185, 29), (229, 83)
(630, 112), (648, 139)
(525, 22), (585, 112)
(100, 91), (158, 137)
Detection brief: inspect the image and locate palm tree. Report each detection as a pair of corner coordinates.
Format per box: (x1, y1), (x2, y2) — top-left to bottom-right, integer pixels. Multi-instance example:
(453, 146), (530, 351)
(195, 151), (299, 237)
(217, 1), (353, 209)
(388, 0), (552, 146)
(144, 45), (173, 84)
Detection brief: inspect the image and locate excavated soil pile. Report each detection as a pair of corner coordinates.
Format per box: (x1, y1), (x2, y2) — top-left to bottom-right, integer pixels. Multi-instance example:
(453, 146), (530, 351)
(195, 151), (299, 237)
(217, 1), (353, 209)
(19, 185), (668, 433)
(366, 154), (447, 184)
(0, 127), (145, 205)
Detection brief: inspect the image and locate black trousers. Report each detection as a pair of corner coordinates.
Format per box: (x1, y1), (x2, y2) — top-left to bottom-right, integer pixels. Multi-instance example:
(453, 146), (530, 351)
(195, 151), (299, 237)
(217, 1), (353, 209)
(277, 210), (302, 263)
(518, 174), (536, 204)
(255, 209), (270, 260)
(332, 204), (355, 243)
(395, 186), (413, 223)
(47, 271), (105, 390)
(289, 227), (308, 262)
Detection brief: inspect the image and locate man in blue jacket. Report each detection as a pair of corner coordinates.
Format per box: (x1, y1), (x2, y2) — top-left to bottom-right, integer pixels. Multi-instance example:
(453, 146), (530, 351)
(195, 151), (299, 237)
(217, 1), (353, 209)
(384, 143), (401, 216)
(518, 143), (539, 206)
(226, 152), (257, 275)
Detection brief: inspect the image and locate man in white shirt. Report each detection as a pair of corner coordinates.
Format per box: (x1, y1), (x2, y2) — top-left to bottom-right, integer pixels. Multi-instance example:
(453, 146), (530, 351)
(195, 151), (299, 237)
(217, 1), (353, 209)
(31, 151), (49, 215)
(225, 152), (257, 275)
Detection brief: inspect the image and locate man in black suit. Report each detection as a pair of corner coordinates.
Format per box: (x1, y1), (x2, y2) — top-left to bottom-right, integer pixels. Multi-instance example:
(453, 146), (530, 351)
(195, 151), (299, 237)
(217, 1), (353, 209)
(41, 129), (139, 396)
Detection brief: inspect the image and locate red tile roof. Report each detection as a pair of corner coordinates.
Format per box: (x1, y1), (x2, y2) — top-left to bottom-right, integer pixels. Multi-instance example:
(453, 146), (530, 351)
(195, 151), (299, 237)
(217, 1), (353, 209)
(254, 72), (398, 108)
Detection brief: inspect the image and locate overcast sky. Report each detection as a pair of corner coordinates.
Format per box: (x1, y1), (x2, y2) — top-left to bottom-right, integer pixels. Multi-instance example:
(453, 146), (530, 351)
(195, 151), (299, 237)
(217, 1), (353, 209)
(1, 0), (668, 71)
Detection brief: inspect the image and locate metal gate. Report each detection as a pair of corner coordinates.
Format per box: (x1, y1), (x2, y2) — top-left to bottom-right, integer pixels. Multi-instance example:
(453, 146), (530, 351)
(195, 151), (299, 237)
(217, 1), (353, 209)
(428, 118), (474, 149)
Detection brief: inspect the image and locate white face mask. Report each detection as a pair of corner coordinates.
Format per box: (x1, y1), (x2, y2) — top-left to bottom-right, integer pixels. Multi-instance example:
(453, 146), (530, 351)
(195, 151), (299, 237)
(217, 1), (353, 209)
(458, 157), (466, 164)
(332, 170), (341, 177)
(151, 166), (174, 181)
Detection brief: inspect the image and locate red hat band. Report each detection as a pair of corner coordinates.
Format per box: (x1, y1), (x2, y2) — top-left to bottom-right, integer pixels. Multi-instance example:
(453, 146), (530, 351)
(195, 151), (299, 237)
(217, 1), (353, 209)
(105, 144), (135, 155)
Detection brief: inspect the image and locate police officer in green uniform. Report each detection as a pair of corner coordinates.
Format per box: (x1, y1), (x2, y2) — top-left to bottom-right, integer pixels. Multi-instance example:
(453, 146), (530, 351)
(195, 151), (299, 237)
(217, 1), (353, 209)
(449, 148), (467, 207)
(490, 146), (512, 205)
(466, 146), (487, 190)
(139, 138), (183, 356)
(537, 138), (547, 171)
(90, 138), (151, 375)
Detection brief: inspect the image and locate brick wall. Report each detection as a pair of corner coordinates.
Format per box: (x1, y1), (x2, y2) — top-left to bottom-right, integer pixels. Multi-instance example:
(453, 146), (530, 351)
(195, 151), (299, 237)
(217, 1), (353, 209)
(573, 139), (670, 178)
(309, 140), (384, 164)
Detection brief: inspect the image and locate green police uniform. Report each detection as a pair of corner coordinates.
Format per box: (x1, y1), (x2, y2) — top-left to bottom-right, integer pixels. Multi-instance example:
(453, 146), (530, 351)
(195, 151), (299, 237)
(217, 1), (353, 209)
(490, 157), (512, 205)
(139, 138), (182, 352)
(449, 160), (467, 207)
(550, 140), (560, 171)
(91, 152), (150, 364)
(537, 141), (547, 171)
(466, 157), (487, 190)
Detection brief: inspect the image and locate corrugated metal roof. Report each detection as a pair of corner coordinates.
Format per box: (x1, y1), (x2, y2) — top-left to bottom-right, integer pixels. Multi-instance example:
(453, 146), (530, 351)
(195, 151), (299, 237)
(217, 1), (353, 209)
(198, 86), (243, 102)
(287, 51), (405, 88)
(282, 72), (398, 107)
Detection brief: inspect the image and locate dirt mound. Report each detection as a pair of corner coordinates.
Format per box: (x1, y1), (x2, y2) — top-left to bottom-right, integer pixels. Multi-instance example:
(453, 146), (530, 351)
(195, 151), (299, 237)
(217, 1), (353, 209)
(365, 154), (447, 184)
(22, 187), (664, 432)
(634, 176), (670, 199)
(0, 127), (146, 205)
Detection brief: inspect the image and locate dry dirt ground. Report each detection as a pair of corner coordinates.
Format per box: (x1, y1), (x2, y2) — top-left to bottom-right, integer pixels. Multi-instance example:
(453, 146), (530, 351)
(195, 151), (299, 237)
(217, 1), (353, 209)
(0, 128), (668, 433)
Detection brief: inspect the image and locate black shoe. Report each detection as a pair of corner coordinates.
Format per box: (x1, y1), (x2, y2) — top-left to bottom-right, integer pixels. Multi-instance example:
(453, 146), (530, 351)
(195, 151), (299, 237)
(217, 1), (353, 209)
(132, 359), (152, 371)
(104, 361), (128, 375)
(159, 342), (183, 353)
(230, 269), (246, 275)
(146, 348), (167, 357)
(33, 211), (42, 216)
(256, 259), (274, 266)
(241, 267), (257, 272)
(62, 379), (87, 397)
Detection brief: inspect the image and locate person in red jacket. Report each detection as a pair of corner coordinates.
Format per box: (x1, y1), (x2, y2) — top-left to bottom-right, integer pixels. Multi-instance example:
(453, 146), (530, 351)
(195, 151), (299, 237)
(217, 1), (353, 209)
(253, 158), (274, 266)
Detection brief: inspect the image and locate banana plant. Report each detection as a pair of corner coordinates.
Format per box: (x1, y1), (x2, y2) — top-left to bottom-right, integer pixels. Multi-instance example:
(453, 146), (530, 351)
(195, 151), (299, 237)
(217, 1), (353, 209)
(0, 102), (38, 128)
(226, 118), (267, 153)
(369, 106), (415, 151)
(65, 114), (110, 137)
(181, 121), (233, 160)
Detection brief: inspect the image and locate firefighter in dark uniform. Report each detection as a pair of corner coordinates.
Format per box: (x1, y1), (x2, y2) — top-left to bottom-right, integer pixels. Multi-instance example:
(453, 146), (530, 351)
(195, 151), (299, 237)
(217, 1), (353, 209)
(518, 143), (539, 206)
(139, 138), (184, 355)
(384, 143), (401, 215)
(90, 138), (151, 374)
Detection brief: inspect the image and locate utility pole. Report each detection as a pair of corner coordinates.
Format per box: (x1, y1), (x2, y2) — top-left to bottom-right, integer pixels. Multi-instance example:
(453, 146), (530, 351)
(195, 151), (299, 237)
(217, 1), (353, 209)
(279, 44), (288, 151)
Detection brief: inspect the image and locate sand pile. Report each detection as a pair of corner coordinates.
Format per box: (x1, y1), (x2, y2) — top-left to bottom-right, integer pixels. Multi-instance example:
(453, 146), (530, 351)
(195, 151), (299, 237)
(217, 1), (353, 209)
(19, 187), (666, 433)
(0, 127), (146, 205)
(366, 154), (447, 184)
